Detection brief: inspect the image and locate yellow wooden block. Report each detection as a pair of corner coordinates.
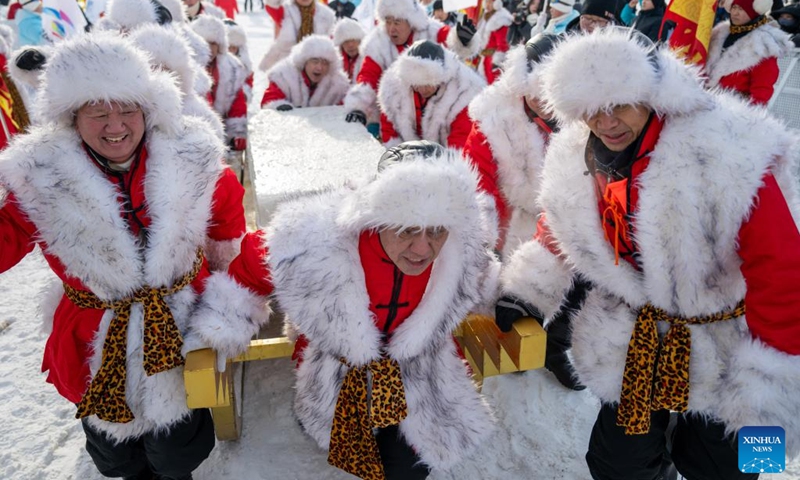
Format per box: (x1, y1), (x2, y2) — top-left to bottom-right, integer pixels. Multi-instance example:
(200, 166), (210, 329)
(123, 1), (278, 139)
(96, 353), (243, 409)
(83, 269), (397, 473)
(469, 316), (515, 375)
(184, 348), (232, 409)
(233, 337), (295, 362)
(462, 346), (483, 384)
(505, 317), (546, 371)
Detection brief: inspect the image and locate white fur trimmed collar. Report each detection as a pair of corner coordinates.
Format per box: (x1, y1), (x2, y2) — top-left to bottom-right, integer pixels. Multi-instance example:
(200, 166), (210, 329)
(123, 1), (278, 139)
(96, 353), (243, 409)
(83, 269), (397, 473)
(0, 118), (225, 300)
(264, 57), (350, 109)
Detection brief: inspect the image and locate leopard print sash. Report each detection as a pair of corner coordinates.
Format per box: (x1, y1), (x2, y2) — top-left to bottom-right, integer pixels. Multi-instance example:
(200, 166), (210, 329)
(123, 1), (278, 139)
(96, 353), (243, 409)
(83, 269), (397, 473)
(64, 248), (205, 424)
(328, 357), (408, 480)
(616, 300), (746, 435)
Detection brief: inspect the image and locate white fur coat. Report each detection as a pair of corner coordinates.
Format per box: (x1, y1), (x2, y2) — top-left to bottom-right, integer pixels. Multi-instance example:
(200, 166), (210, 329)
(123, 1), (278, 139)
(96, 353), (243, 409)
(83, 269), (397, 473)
(262, 57), (350, 110)
(503, 93), (800, 457)
(447, 7), (514, 79)
(265, 182), (498, 470)
(706, 21), (792, 89)
(0, 117), (265, 442)
(212, 53), (248, 141)
(378, 52), (485, 147)
(259, 1), (336, 72)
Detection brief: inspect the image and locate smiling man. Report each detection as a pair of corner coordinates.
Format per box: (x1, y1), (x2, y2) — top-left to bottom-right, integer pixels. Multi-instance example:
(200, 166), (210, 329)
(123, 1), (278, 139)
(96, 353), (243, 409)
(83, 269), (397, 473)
(260, 34), (350, 111)
(210, 141), (499, 479)
(501, 27), (800, 479)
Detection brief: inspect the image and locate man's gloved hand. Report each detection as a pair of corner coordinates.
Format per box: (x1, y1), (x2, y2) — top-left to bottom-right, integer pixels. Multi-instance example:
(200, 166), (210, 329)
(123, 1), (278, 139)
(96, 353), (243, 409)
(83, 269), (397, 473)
(345, 109), (367, 125)
(276, 103), (294, 111)
(495, 296), (543, 333)
(16, 48), (46, 71)
(232, 137), (247, 151)
(456, 17), (477, 47)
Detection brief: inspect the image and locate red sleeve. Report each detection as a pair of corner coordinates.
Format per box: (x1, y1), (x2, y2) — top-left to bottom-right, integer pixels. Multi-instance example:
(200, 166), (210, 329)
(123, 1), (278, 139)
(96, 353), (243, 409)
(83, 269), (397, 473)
(737, 173), (800, 354)
(356, 56), (383, 92)
(208, 168), (246, 241)
(534, 213), (559, 256)
(0, 193), (38, 273)
(265, 4), (283, 25)
(446, 107), (474, 150)
(462, 122), (509, 229)
(747, 57), (779, 106)
(261, 81), (287, 107)
(227, 231), (274, 296)
(437, 25), (450, 45)
(246, 73), (254, 89)
(227, 87), (248, 120)
(380, 111), (399, 144)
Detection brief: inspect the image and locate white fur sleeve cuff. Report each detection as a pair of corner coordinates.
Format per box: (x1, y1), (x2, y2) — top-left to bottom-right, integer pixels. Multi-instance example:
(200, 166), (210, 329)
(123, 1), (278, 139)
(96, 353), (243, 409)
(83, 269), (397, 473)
(500, 239), (572, 319)
(446, 26), (479, 60)
(187, 271), (272, 358)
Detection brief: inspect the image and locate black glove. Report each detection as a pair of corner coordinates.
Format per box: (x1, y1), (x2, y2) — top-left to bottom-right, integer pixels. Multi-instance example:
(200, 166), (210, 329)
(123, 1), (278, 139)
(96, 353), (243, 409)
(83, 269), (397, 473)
(345, 109), (367, 125)
(276, 104), (294, 111)
(456, 17), (477, 47)
(494, 296), (543, 333)
(15, 48), (46, 71)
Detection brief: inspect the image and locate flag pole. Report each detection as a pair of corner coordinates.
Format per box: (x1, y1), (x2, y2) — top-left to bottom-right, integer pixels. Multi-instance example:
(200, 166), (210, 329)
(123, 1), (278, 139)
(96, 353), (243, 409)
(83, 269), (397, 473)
(74, 0), (93, 32)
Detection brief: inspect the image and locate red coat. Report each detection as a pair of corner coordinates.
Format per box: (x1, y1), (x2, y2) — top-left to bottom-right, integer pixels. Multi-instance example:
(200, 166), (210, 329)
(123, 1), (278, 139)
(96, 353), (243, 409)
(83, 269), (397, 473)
(0, 148), (246, 403)
(214, 0), (238, 18)
(462, 123), (508, 232)
(716, 56), (779, 106)
(477, 25), (509, 84)
(380, 103), (474, 150)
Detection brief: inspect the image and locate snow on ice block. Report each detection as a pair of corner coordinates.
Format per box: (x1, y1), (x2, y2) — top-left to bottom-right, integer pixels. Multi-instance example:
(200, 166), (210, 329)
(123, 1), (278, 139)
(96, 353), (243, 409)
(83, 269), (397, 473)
(248, 105), (385, 226)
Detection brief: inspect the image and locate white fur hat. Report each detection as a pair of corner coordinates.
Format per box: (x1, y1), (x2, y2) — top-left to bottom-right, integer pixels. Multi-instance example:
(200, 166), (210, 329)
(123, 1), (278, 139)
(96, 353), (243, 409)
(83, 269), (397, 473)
(159, 0), (188, 22)
(549, 0), (575, 14)
(539, 27), (711, 122)
(191, 14), (228, 52)
(338, 144), (483, 233)
(37, 32), (183, 135)
(376, 0), (430, 31)
(128, 23), (196, 95)
(290, 34), (342, 72)
(332, 18), (366, 47)
(106, 0), (170, 30)
(0, 24), (13, 56)
(393, 40), (454, 87)
(226, 22), (247, 48)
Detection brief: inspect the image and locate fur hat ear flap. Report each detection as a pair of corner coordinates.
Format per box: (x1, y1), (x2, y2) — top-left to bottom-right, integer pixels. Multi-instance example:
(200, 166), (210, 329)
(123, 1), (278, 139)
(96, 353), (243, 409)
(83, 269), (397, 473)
(493, 0), (503, 10)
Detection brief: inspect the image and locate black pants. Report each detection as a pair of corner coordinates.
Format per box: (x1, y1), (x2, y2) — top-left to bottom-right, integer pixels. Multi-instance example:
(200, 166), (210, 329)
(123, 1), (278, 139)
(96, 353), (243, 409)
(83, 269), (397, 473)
(243, 0), (252, 11)
(82, 409), (215, 480)
(586, 403), (759, 480)
(376, 425), (431, 480)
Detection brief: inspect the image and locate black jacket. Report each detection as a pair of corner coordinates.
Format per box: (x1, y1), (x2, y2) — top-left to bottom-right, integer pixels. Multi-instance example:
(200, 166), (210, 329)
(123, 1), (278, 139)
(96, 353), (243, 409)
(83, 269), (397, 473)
(632, 7), (668, 43)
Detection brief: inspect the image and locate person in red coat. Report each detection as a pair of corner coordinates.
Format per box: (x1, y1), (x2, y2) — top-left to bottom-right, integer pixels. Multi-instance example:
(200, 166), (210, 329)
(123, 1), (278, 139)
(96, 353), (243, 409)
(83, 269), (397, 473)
(343, 0), (471, 129)
(260, 0), (336, 71)
(377, 41), (485, 150)
(448, 0), (513, 84)
(214, 0), (238, 18)
(192, 15), (249, 151)
(706, 0), (793, 105)
(0, 34), (264, 480)
(332, 17), (366, 83)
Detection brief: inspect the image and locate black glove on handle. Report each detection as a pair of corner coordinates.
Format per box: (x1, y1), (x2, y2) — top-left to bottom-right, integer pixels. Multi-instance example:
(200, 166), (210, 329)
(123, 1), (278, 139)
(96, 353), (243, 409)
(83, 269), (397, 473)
(345, 109), (367, 125)
(276, 104), (294, 111)
(456, 17), (477, 47)
(494, 296), (543, 333)
(16, 48), (46, 71)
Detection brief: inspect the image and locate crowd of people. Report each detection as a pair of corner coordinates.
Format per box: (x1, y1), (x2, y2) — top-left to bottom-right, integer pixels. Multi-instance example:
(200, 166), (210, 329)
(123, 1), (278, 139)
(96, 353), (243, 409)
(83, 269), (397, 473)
(0, 0), (798, 480)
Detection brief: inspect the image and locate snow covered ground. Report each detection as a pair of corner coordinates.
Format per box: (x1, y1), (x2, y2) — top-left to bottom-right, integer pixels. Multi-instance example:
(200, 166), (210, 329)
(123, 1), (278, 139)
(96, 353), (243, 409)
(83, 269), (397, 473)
(1, 4), (799, 480)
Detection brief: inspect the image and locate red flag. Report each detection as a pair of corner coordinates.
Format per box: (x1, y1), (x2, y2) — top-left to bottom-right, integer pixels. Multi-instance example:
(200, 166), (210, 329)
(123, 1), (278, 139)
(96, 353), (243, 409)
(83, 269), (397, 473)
(661, 0), (718, 66)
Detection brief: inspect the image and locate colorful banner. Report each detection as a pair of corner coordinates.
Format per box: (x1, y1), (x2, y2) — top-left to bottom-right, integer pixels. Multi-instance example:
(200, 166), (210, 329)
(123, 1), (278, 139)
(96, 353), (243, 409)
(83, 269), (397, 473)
(661, 0), (718, 66)
(42, 0), (88, 42)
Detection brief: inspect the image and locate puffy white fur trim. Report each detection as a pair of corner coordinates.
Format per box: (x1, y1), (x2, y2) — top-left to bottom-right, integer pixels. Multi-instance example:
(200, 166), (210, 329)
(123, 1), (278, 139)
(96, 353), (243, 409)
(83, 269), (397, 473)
(37, 33), (183, 137)
(160, 0), (188, 23)
(376, 0), (432, 31)
(540, 27), (712, 122)
(38, 280), (64, 337)
(212, 54), (248, 119)
(333, 17), (366, 46)
(106, 0), (162, 30)
(0, 24), (12, 56)
(205, 235), (243, 271)
(191, 14), (228, 52)
(290, 34), (342, 70)
(258, 1), (335, 72)
(501, 44), (545, 100)
(181, 23), (212, 68)
(706, 21), (792, 89)
(129, 24), (196, 96)
(8, 45), (52, 91)
(225, 114), (248, 140)
(378, 47), (486, 145)
(263, 48), (350, 110)
(451, 8), (514, 61)
(200, 1), (226, 19)
(185, 271), (272, 358)
(719, 337), (800, 459)
(500, 239), (572, 319)
(226, 23), (253, 74)
(338, 148), (488, 234)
